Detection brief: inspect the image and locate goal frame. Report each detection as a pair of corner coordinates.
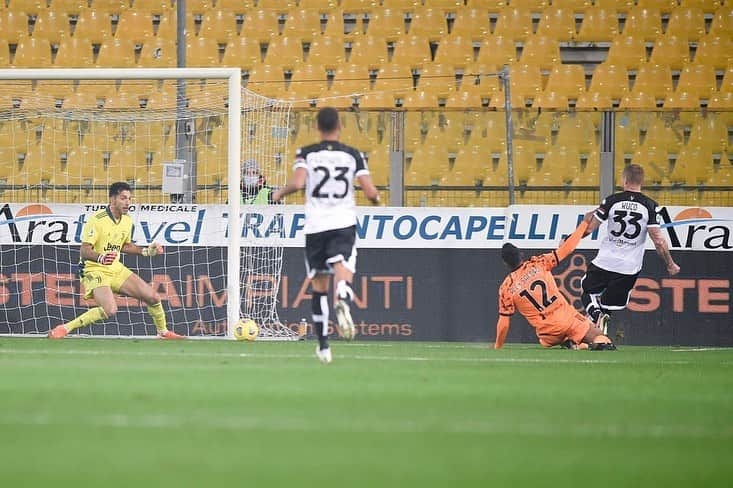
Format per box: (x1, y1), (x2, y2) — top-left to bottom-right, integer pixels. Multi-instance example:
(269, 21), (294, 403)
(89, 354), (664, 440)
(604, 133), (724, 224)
(0, 68), (244, 339)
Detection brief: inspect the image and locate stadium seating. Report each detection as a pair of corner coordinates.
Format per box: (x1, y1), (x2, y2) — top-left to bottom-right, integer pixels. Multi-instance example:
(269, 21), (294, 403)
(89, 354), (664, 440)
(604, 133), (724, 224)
(632, 63), (673, 101)
(348, 35), (388, 69)
(649, 35), (689, 70)
(365, 9), (406, 39)
(536, 8), (576, 41)
(576, 7), (618, 42)
(73, 10), (113, 44)
(589, 63), (629, 100)
(433, 35), (474, 68)
(694, 35), (732, 71)
(450, 8), (489, 39)
(622, 7), (662, 42)
(0, 11), (31, 43)
(666, 8), (706, 41)
(545, 64), (586, 99)
(32, 11), (72, 41)
(493, 7), (533, 41)
(519, 36), (560, 70)
(409, 8), (448, 39)
(606, 35), (647, 69)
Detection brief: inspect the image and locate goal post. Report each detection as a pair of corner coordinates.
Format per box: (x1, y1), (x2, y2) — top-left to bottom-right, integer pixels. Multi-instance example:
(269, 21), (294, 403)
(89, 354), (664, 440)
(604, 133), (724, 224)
(0, 68), (296, 340)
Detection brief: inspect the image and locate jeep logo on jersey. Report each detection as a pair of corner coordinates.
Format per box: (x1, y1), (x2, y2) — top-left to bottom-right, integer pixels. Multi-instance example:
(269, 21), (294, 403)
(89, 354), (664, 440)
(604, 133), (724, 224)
(659, 207), (733, 250)
(0, 204), (76, 243)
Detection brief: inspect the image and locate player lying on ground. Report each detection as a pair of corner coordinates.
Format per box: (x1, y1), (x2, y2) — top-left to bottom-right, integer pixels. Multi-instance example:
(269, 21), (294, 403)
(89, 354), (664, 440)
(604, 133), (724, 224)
(580, 164), (680, 333)
(495, 213), (616, 351)
(49, 182), (184, 339)
(272, 107), (379, 364)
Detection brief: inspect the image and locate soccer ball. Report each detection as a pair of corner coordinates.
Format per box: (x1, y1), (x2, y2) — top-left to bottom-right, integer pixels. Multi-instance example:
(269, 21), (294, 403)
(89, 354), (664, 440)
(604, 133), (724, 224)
(233, 319), (259, 341)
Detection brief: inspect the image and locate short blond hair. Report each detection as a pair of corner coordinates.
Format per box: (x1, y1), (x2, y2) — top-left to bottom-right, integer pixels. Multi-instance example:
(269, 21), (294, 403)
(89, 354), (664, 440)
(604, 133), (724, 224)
(622, 164), (644, 185)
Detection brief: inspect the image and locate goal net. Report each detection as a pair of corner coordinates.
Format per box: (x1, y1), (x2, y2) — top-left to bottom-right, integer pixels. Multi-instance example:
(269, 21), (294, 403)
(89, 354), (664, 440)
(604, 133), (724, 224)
(0, 68), (296, 339)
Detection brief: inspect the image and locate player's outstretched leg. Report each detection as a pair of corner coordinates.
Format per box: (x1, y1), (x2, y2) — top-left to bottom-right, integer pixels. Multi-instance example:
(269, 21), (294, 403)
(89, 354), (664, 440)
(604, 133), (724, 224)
(48, 307), (109, 339)
(334, 279), (355, 341)
(582, 325), (617, 351)
(312, 291), (331, 364)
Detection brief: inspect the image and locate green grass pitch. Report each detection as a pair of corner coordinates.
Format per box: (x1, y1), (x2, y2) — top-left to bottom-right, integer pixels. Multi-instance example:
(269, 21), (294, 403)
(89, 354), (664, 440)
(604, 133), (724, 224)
(1, 338), (731, 488)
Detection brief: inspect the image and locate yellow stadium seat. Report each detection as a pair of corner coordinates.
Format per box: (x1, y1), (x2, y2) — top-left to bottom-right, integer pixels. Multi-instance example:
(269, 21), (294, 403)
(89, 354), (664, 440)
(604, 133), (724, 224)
(0, 12), (30, 43)
(32, 11), (71, 41)
(199, 10), (238, 43)
(7, 0), (45, 14)
(722, 66), (733, 93)
(664, 91), (700, 109)
(54, 36), (94, 67)
(632, 63), (673, 100)
(424, 0), (464, 8)
(115, 10), (154, 43)
(694, 35), (732, 71)
(540, 145), (581, 185)
(553, 0), (591, 10)
(341, 0), (379, 12)
(374, 63), (414, 95)
(309, 36), (345, 68)
(519, 35), (559, 70)
(606, 35), (647, 69)
(185, 36), (221, 67)
(576, 7), (618, 42)
(366, 9), (406, 39)
(666, 8), (706, 42)
(709, 91), (733, 109)
(288, 63), (328, 98)
(537, 8), (576, 41)
(493, 7), (533, 41)
(557, 112), (599, 153)
(104, 91), (142, 109)
(138, 38), (176, 68)
(381, 0), (421, 8)
(283, 9), (323, 39)
(464, 64), (501, 95)
(509, 63), (543, 101)
(489, 89), (527, 109)
(132, 0), (173, 12)
(575, 91), (613, 109)
(298, 0), (337, 7)
(257, 0), (296, 8)
(620, 90), (657, 109)
(402, 89), (443, 108)
(679, 0), (721, 13)
(221, 36), (262, 69)
(465, 0), (505, 9)
(631, 145), (670, 180)
(323, 9), (346, 38)
(590, 63), (629, 99)
(508, 0), (548, 9)
(433, 35), (474, 68)
(673, 145), (713, 185)
(476, 35), (516, 66)
(13, 37), (51, 67)
(241, 9), (281, 42)
(348, 35), (388, 68)
(636, 0), (676, 13)
(643, 116), (683, 152)
(709, 7), (732, 37)
(155, 13), (177, 41)
(51, 0), (88, 15)
(265, 36), (304, 69)
(392, 34), (432, 69)
(649, 35), (689, 70)
(533, 91), (568, 109)
(677, 64), (716, 98)
(247, 65), (285, 99)
(419, 63), (457, 90)
(444, 89), (483, 108)
(0, 40), (10, 67)
(62, 91), (101, 109)
(358, 90), (397, 109)
(451, 8), (490, 39)
(73, 10), (112, 44)
(409, 8), (447, 39)
(689, 114), (728, 154)
(545, 64), (586, 98)
(622, 7), (662, 42)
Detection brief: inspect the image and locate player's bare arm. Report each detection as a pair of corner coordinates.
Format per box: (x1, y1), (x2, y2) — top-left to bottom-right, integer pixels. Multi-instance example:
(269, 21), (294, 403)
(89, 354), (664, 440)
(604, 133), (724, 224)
(582, 209), (601, 237)
(648, 227), (680, 276)
(272, 167), (307, 202)
(555, 220), (589, 262)
(357, 173), (380, 205)
(80, 242), (116, 265)
(494, 315), (510, 349)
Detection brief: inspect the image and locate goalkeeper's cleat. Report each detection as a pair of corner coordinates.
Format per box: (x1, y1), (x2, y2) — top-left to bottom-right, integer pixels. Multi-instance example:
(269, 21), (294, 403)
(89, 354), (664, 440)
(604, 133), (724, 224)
(334, 300), (355, 341)
(158, 329), (185, 340)
(316, 346), (332, 364)
(595, 313), (610, 335)
(590, 341), (617, 351)
(48, 324), (69, 339)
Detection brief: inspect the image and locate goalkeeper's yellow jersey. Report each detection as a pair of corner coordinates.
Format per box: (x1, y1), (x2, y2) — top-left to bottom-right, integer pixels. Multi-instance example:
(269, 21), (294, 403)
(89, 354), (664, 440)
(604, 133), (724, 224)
(78, 207), (134, 275)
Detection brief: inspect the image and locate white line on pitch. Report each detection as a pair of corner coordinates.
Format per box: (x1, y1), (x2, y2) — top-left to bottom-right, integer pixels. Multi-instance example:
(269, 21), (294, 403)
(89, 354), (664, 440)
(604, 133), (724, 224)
(671, 347), (732, 352)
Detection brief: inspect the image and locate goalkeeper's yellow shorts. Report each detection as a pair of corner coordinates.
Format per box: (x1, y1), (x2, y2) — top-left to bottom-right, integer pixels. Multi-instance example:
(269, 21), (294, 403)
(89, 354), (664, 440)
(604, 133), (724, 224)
(80, 262), (134, 300)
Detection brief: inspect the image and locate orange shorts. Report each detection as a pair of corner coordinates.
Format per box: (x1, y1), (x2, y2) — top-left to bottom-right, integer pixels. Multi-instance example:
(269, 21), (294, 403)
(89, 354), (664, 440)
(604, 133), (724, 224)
(536, 309), (591, 348)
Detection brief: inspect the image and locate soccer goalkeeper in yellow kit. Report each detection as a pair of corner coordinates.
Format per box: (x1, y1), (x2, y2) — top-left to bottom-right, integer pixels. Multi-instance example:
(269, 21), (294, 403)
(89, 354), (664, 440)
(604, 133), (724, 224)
(48, 182), (184, 339)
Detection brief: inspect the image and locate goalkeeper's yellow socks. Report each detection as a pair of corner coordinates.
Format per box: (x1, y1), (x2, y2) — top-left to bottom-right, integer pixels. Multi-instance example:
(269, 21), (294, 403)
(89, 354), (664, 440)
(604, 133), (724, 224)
(147, 301), (168, 333)
(65, 307), (108, 332)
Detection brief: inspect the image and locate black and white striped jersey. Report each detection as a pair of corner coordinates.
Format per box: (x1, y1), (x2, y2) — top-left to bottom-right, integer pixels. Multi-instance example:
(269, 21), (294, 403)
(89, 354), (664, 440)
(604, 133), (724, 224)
(294, 141), (369, 234)
(593, 191), (660, 275)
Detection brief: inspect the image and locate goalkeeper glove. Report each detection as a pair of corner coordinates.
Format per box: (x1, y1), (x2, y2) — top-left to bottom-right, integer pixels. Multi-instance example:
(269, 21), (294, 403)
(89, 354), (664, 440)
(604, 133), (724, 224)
(142, 243), (164, 257)
(97, 252), (117, 265)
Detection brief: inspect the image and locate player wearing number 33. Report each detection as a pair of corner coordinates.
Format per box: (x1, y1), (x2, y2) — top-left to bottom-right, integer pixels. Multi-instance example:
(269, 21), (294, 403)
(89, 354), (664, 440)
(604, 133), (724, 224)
(48, 182), (184, 339)
(272, 107), (379, 364)
(495, 212), (616, 350)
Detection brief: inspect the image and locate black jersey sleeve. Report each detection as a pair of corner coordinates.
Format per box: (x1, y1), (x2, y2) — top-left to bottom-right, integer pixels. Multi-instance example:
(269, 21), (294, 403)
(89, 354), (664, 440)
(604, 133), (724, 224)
(594, 195), (615, 221)
(643, 195), (660, 227)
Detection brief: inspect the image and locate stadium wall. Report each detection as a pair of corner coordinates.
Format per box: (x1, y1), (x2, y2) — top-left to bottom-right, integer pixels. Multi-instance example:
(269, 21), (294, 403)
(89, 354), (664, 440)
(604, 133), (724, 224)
(1, 204), (731, 345)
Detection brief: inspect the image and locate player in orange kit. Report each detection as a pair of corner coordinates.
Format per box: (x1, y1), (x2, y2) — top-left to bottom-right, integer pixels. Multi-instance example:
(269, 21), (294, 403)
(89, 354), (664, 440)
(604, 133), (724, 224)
(494, 212), (616, 350)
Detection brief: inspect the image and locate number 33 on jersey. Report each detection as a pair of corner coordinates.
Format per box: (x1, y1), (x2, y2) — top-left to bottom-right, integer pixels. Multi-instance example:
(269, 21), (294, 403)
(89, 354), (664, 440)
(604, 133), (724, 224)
(295, 141), (370, 235)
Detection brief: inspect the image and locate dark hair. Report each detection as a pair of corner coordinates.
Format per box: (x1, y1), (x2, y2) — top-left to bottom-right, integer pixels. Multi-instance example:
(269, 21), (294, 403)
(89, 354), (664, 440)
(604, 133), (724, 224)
(501, 243), (523, 269)
(622, 164), (644, 185)
(317, 107), (339, 133)
(109, 181), (132, 197)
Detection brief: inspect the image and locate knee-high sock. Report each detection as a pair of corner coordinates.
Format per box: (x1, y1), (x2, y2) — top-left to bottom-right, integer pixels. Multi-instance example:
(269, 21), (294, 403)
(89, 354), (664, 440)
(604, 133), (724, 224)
(335, 279), (354, 305)
(66, 307), (108, 332)
(312, 291), (329, 350)
(147, 302), (167, 333)
(581, 291), (603, 322)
